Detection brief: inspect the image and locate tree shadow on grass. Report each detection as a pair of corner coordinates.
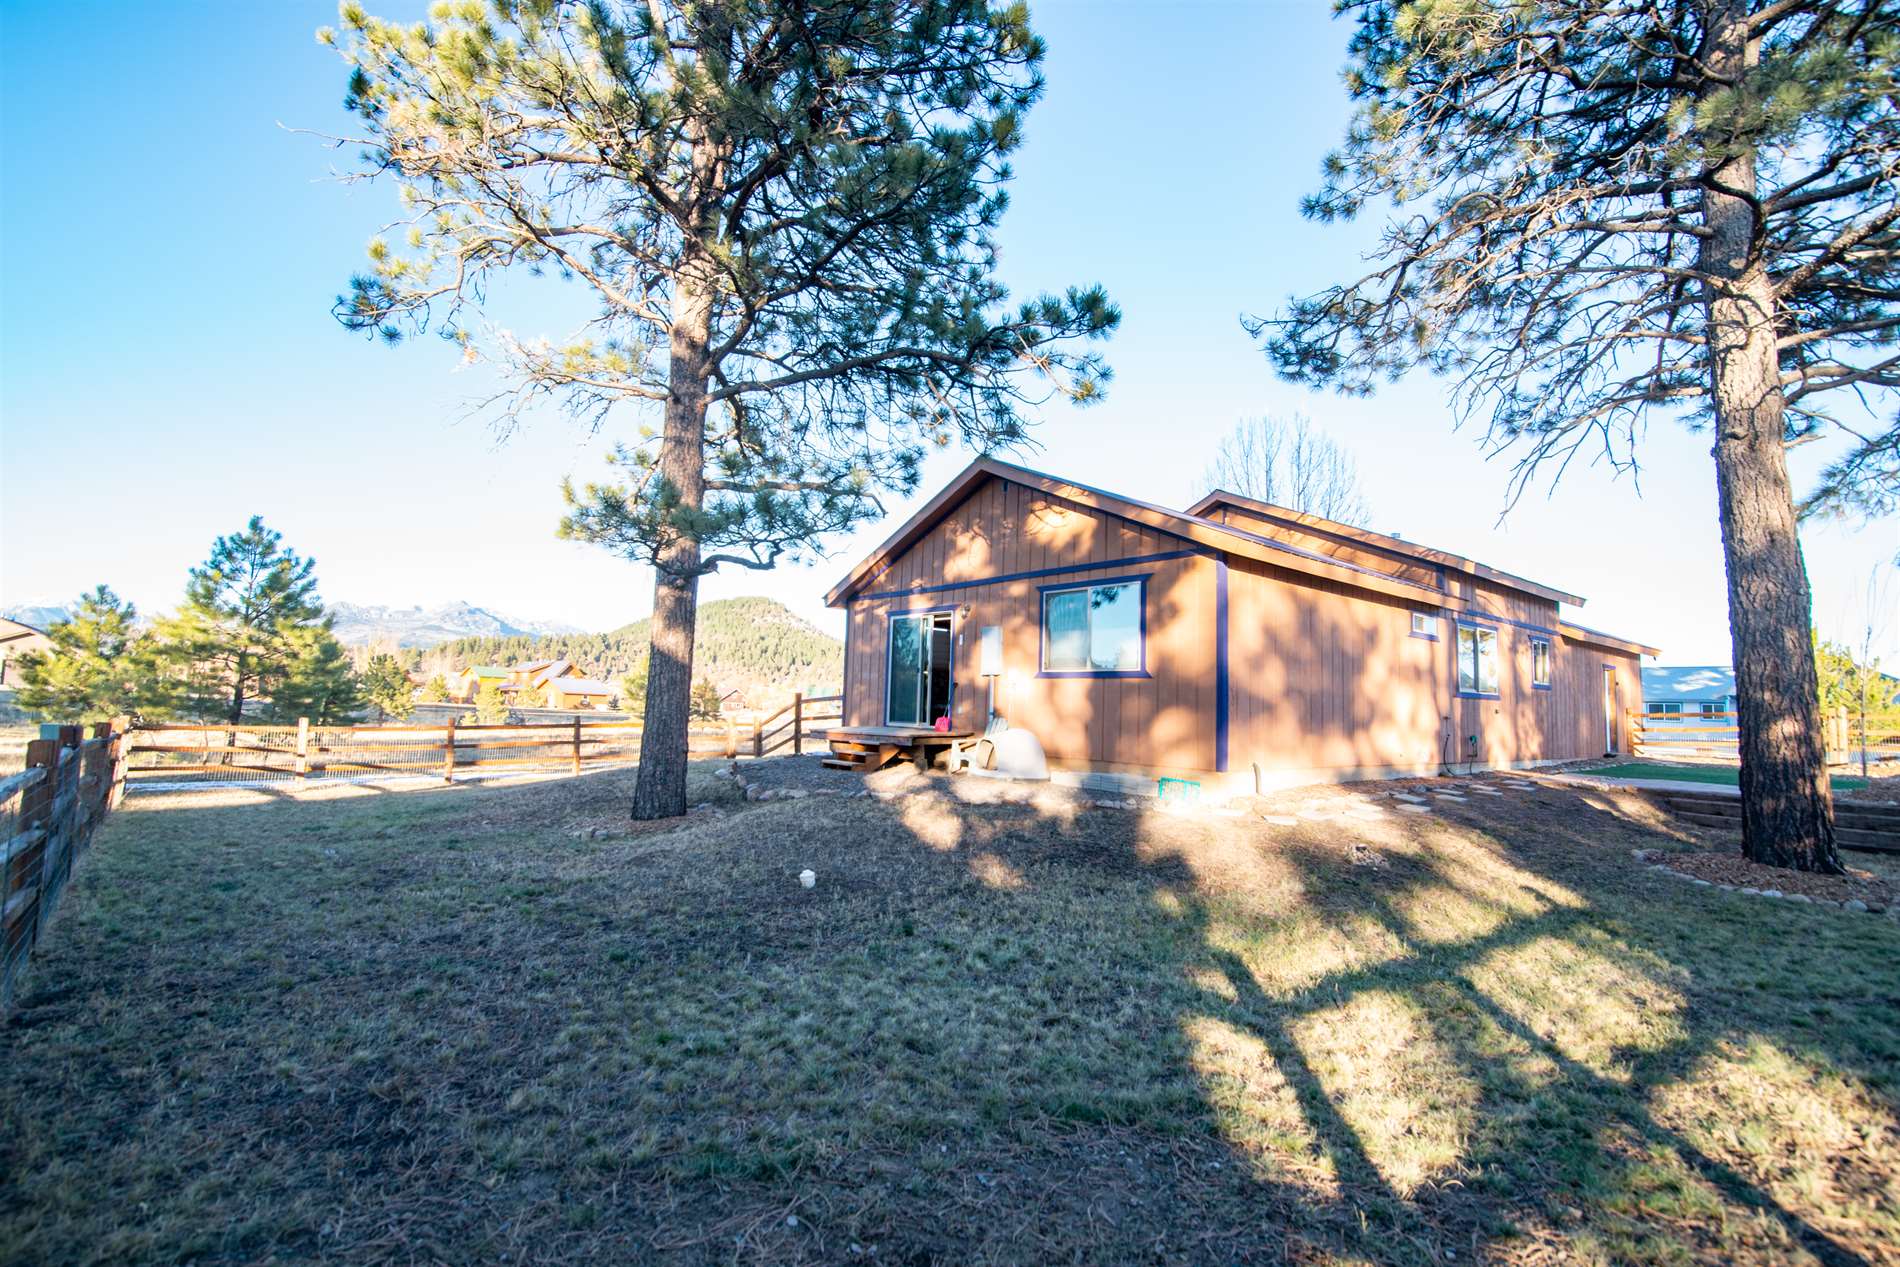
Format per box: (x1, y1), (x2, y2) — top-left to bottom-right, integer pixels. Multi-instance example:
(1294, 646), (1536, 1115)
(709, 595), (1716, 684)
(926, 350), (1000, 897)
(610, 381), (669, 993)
(1, 768), (1895, 1265)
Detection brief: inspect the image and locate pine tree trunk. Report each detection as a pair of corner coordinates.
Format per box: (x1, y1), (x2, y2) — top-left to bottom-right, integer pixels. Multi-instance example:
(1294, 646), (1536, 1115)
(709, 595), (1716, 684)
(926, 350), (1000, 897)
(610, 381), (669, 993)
(631, 265), (713, 822)
(229, 650), (247, 725)
(1699, 0), (1840, 873)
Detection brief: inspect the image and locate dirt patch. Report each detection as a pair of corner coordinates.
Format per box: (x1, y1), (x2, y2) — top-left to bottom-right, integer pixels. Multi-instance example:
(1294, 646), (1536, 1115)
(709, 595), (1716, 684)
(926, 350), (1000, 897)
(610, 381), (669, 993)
(1838, 763), (1900, 804)
(1649, 849), (1897, 910)
(732, 754), (878, 796)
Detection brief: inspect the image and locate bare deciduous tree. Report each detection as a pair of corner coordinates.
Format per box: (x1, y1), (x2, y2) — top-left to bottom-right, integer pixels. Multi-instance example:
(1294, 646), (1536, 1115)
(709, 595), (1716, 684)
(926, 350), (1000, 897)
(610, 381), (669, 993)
(1200, 414), (1370, 526)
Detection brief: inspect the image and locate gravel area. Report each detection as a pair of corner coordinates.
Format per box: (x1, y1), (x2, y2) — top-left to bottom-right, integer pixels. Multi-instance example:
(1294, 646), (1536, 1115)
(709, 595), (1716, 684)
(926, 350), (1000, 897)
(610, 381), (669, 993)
(1640, 848), (1897, 911)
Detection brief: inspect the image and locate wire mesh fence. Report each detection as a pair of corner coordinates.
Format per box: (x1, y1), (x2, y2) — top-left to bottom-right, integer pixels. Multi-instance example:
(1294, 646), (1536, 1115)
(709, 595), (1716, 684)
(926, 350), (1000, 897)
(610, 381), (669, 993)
(120, 717), (794, 789)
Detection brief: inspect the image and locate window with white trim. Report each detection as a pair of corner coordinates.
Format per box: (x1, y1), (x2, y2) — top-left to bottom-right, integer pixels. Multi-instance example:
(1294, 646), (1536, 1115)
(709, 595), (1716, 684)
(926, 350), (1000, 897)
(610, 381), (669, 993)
(1041, 579), (1144, 673)
(1410, 611), (1434, 637)
(1648, 701), (1682, 716)
(1456, 624), (1499, 695)
(1531, 637), (1551, 686)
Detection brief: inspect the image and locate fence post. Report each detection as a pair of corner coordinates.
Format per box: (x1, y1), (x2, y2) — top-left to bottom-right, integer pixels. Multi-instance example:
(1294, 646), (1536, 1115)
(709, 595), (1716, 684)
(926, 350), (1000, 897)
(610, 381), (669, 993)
(108, 716), (131, 809)
(571, 717), (582, 776)
(443, 716), (457, 784)
(13, 739), (57, 951)
(86, 722), (112, 824)
(753, 716), (763, 759)
(792, 693), (803, 757)
(295, 716), (311, 782)
(724, 720), (737, 760)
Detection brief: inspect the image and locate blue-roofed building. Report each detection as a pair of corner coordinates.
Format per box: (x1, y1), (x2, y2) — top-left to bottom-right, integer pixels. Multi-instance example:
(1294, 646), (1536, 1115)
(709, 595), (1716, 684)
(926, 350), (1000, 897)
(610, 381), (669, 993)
(1641, 665), (1737, 720)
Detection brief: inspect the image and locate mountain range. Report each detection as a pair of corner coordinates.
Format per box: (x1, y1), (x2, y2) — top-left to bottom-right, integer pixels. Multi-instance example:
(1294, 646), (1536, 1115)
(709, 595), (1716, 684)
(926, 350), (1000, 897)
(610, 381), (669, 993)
(4, 598), (583, 648)
(0, 603), (72, 630)
(326, 601), (584, 648)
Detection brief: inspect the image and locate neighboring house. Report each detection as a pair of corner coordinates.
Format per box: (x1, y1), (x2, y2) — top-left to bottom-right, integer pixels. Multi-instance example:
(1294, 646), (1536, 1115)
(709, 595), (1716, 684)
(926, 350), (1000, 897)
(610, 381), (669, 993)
(543, 678), (616, 710)
(446, 665), (511, 703)
(825, 458), (1657, 793)
(1641, 666), (1737, 724)
(1642, 664), (1900, 724)
(507, 658), (577, 693)
(0, 617), (53, 687)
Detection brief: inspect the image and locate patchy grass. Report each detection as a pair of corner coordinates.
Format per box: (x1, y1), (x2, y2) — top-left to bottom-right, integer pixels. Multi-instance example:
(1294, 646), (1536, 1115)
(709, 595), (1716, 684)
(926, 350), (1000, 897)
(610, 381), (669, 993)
(1589, 762), (1870, 791)
(2, 766), (1897, 1265)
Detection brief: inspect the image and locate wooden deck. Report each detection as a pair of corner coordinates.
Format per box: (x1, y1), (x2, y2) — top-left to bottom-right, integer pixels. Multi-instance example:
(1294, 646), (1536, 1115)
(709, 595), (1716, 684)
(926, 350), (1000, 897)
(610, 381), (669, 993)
(822, 725), (976, 773)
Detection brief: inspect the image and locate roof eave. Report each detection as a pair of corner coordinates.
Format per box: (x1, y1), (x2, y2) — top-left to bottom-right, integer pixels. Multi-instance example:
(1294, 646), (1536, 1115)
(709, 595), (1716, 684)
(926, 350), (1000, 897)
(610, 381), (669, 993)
(827, 457), (1449, 609)
(1559, 622), (1661, 658)
(1188, 489), (1587, 607)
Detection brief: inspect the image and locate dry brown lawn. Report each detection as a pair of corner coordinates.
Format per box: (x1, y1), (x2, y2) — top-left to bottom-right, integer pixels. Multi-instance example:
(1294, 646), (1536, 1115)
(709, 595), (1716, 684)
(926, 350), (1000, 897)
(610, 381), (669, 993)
(1, 764), (1896, 1265)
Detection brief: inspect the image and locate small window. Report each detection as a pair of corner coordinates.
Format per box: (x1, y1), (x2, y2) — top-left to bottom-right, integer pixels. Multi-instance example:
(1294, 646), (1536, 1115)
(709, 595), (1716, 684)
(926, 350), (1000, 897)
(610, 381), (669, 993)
(1456, 624), (1499, 695)
(1647, 701), (1682, 717)
(1041, 579), (1144, 674)
(1531, 637), (1551, 687)
(1410, 611), (1435, 638)
(1700, 701), (1721, 717)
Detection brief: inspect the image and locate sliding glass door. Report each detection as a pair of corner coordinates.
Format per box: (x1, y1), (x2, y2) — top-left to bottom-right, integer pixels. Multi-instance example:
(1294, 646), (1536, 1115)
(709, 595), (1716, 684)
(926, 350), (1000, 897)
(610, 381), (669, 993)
(887, 611), (953, 727)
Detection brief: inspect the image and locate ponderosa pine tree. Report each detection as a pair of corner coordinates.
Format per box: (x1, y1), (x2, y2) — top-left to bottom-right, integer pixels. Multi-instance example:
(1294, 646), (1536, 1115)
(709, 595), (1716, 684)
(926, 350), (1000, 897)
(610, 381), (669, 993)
(14, 586), (161, 722)
(1255, 0), (1900, 873)
(157, 516), (328, 723)
(321, 0), (1117, 819)
(265, 627), (367, 725)
(360, 652), (416, 721)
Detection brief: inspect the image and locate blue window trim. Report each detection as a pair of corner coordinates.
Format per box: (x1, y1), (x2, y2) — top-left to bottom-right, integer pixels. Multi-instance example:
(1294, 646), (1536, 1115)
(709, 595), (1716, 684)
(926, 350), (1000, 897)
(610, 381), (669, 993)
(1214, 559), (1229, 773)
(854, 547), (1209, 603)
(1454, 620), (1501, 699)
(1530, 635), (1553, 690)
(1409, 611), (1440, 641)
(884, 606), (957, 727)
(1037, 573), (1151, 678)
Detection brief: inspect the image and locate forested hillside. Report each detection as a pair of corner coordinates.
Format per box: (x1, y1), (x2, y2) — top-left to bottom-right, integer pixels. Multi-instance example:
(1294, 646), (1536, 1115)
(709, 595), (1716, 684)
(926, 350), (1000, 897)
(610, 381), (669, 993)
(427, 597), (842, 705)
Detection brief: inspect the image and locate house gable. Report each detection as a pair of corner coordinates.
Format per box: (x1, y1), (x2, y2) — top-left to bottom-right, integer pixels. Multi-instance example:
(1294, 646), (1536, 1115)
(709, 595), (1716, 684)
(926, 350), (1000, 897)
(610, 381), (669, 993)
(841, 471), (1202, 604)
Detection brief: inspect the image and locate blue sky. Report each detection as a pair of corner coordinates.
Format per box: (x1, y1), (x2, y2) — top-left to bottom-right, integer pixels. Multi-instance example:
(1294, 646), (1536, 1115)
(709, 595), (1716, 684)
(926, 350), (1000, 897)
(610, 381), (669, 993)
(2, 1), (1893, 664)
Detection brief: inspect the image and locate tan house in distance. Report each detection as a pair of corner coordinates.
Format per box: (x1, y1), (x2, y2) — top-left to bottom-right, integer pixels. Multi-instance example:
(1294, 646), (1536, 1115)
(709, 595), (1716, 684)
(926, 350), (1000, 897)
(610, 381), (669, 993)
(0, 617), (53, 687)
(826, 458), (1657, 795)
(444, 659), (618, 710)
(543, 678), (617, 710)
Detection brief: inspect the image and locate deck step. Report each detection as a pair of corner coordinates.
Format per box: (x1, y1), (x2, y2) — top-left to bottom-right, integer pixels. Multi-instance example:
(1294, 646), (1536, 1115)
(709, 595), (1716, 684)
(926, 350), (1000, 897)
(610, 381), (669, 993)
(820, 757), (866, 771)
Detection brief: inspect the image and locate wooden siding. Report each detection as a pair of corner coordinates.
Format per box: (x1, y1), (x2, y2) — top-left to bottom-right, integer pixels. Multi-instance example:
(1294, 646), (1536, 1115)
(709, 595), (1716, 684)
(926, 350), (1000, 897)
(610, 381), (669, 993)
(843, 475), (1218, 774)
(840, 472), (1646, 783)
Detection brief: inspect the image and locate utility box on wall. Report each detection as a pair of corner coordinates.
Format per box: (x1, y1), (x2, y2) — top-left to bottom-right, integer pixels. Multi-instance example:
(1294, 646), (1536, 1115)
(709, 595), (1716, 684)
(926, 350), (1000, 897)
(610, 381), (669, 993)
(978, 626), (1003, 678)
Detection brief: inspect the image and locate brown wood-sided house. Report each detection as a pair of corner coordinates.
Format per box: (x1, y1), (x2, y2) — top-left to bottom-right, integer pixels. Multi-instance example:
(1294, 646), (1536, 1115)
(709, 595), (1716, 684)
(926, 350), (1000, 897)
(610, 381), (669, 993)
(825, 459), (1658, 795)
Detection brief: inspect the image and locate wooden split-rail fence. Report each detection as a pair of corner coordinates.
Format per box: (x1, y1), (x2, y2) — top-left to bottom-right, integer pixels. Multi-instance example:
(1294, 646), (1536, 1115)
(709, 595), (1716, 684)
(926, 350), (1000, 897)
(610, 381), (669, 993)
(1629, 707), (1892, 765)
(3, 721), (133, 1011)
(120, 694), (845, 787)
